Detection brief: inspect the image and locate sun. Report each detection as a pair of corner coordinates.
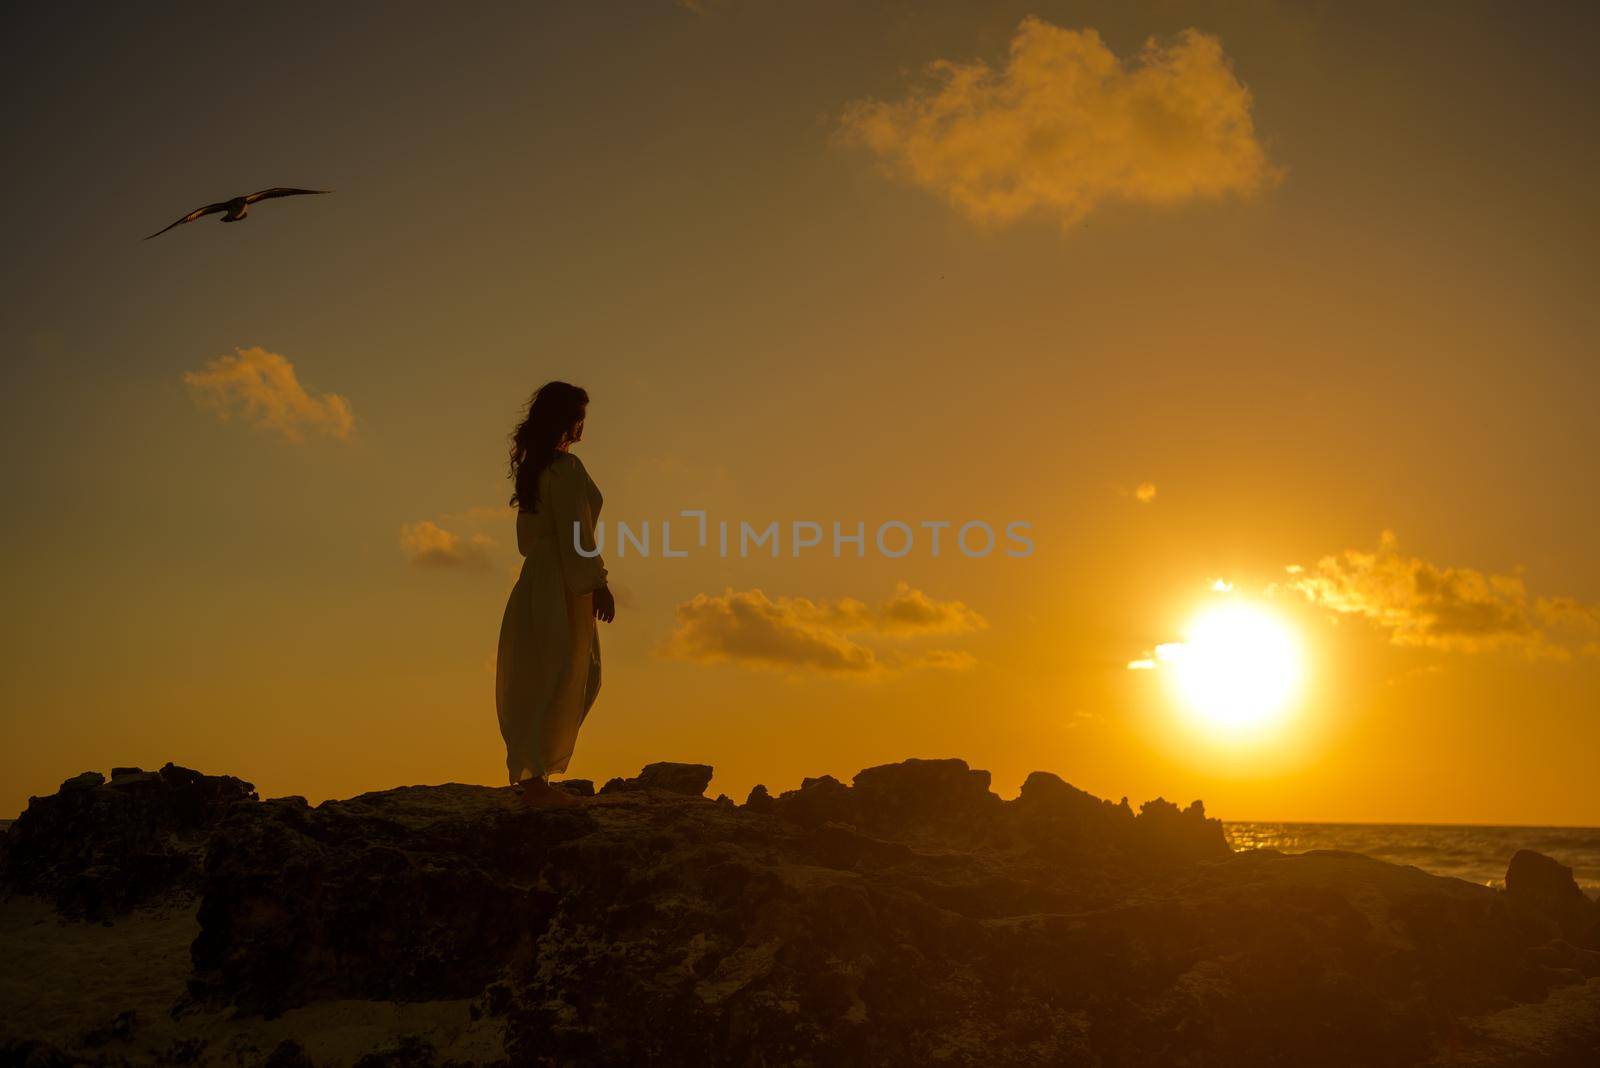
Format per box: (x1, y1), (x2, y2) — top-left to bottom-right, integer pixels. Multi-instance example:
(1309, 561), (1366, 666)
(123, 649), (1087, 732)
(1159, 602), (1305, 734)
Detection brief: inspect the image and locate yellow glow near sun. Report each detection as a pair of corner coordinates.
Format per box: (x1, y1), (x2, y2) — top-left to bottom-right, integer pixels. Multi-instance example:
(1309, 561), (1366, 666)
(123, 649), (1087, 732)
(1158, 602), (1305, 734)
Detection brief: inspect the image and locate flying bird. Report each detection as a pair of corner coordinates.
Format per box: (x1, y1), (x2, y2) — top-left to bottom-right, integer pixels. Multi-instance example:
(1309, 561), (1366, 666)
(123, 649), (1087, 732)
(144, 188), (333, 240)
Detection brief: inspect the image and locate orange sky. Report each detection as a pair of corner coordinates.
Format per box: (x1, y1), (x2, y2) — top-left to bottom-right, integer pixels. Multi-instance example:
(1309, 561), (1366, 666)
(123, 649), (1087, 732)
(3, 1), (1597, 824)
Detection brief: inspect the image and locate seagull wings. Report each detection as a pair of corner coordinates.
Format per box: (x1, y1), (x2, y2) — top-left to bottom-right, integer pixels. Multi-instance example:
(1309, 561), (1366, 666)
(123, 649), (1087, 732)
(144, 202), (232, 240)
(243, 187), (333, 204)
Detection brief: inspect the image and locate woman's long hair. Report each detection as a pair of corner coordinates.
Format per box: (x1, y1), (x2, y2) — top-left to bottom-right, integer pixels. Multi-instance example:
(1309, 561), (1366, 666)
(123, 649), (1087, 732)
(508, 381), (589, 513)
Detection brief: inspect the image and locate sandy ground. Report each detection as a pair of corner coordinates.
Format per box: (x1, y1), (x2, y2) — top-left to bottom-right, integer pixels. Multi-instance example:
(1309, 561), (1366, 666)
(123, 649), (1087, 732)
(0, 894), (507, 1065)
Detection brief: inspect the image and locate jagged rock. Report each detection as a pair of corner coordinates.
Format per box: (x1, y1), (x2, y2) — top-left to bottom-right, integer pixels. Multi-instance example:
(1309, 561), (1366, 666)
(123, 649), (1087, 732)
(1, 762), (258, 918)
(1018, 768), (1110, 811)
(850, 756), (1001, 831)
(190, 784), (582, 1013)
(1506, 848), (1600, 947)
(634, 761), (714, 796)
(1132, 796), (1231, 861)
(60, 771), (104, 792)
(597, 761), (714, 797)
(107, 770), (163, 792)
(1011, 772), (1230, 866)
(757, 758), (1229, 864)
(1016, 771), (1136, 831)
(7, 757), (1600, 1064)
(768, 772), (853, 827)
(743, 783), (773, 812)
(554, 778), (595, 797)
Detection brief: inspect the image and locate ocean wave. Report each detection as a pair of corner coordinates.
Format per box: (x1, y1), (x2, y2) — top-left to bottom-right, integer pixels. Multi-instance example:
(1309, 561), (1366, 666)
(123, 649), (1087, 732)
(1225, 822), (1600, 893)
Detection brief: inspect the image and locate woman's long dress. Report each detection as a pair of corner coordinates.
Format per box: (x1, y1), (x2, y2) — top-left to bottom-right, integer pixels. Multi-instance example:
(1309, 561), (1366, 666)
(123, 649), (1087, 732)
(495, 452), (607, 784)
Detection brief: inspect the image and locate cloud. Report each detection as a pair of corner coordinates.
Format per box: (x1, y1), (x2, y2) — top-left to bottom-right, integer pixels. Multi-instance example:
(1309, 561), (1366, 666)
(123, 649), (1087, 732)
(660, 584), (985, 675)
(183, 347), (354, 442)
(820, 581), (989, 636)
(661, 588), (879, 673)
(1127, 641), (1186, 672)
(1538, 596), (1600, 636)
(840, 18), (1277, 230)
(1283, 531), (1599, 657)
(400, 520), (495, 570)
(1135, 482), (1158, 504)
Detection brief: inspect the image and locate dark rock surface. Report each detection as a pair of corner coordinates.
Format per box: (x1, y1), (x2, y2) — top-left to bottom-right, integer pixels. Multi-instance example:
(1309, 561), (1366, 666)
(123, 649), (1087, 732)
(0, 763), (258, 919)
(1506, 848), (1600, 946)
(4, 757), (1600, 1065)
(597, 761), (715, 797)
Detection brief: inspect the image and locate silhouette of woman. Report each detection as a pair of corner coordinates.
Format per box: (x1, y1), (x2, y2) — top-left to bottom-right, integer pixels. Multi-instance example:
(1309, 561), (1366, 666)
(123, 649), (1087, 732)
(496, 382), (615, 806)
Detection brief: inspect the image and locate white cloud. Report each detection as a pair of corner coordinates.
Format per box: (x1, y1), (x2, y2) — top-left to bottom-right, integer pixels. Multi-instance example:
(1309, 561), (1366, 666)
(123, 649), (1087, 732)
(183, 347), (353, 443)
(841, 18), (1278, 230)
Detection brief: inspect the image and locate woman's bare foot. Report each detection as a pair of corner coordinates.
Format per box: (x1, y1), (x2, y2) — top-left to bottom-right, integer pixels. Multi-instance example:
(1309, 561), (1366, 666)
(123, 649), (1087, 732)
(519, 777), (578, 806)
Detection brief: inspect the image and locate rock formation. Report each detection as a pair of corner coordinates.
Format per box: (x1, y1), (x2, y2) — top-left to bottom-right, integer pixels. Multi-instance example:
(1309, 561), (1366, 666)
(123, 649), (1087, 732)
(3, 757), (1598, 1065)
(1, 763), (257, 920)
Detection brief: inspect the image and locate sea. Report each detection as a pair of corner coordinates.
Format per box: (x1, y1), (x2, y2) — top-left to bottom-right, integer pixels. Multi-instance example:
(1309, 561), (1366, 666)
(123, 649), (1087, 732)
(2, 817), (1596, 895)
(1226, 821), (1600, 894)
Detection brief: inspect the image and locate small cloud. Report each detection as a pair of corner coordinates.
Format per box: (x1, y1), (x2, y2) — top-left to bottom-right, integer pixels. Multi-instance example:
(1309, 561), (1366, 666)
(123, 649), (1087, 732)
(1210, 578), (1233, 592)
(660, 584), (984, 675)
(1136, 482), (1158, 504)
(837, 581), (988, 636)
(840, 18), (1278, 231)
(400, 520), (495, 570)
(1537, 596), (1600, 635)
(183, 347), (354, 442)
(660, 588), (878, 674)
(1128, 640), (1194, 672)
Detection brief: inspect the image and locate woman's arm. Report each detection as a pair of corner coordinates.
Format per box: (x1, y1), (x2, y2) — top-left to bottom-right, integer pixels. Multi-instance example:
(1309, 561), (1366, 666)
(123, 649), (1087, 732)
(550, 456), (609, 597)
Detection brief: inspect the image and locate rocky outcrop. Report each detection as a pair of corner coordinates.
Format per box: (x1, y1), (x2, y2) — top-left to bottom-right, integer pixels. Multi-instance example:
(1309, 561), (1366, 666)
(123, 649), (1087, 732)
(1505, 848), (1600, 947)
(598, 761), (714, 797)
(4, 757), (1599, 1065)
(0, 763), (257, 919)
(188, 785), (579, 1012)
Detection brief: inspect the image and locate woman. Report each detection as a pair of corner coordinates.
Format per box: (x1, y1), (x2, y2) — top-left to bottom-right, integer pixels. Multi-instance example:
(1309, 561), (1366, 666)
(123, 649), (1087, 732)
(496, 382), (616, 806)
